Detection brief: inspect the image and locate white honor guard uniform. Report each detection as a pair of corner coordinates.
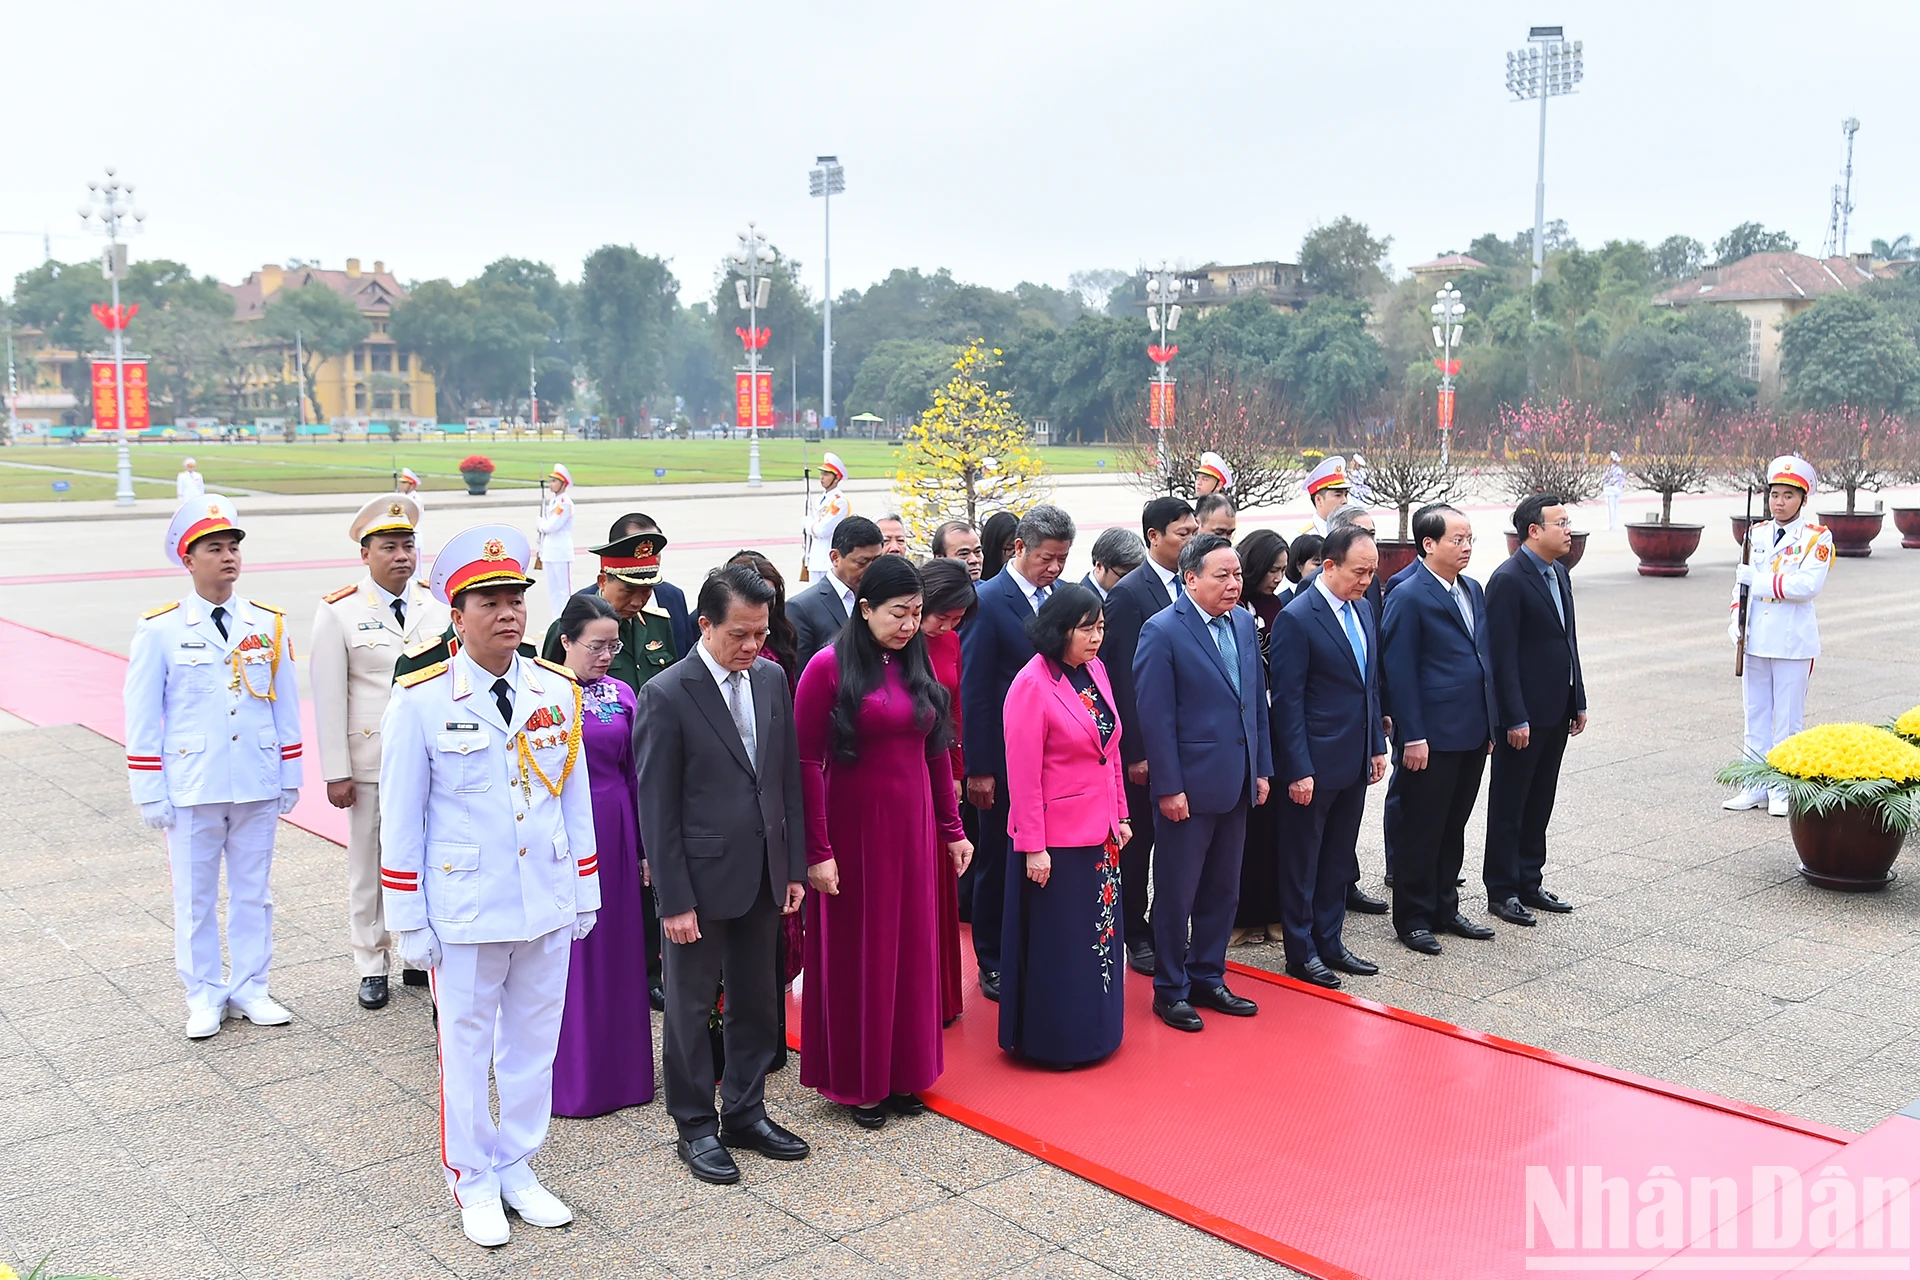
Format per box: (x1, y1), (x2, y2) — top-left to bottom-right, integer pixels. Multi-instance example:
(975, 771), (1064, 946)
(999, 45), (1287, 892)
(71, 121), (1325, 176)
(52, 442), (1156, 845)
(310, 496), (446, 987)
(125, 497), (303, 1037)
(1299, 455), (1350, 535)
(806, 453), (852, 575)
(175, 458), (205, 503)
(534, 463), (575, 616)
(1726, 455), (1834, 815)
(399, 467), (424, 513)
(1602, 453), (1626, 530)
(380, 524), (598, 1244)
(1348, 452), (1374, 504)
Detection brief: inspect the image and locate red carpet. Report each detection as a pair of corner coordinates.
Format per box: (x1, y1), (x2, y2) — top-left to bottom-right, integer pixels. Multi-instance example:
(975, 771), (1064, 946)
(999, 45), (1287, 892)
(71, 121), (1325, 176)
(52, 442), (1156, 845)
(9, 617), (1917, 1278)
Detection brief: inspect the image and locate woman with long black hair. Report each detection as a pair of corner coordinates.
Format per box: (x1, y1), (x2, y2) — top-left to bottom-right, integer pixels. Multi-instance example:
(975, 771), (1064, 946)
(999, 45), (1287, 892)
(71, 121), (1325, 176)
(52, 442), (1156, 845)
(794, 555), (973, 1128)
(979, 510), (1019, 582)
(1233, 529), (1290, 947)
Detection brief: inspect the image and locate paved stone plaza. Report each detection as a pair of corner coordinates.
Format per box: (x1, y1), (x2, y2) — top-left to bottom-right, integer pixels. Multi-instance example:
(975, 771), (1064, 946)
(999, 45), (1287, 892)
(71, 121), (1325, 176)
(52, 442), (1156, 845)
(3, 481), (1918, 1279)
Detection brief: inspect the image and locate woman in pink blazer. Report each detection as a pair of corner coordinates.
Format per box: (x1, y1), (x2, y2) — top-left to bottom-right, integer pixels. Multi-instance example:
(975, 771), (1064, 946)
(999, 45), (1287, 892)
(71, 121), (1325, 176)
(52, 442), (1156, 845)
(999, 583), (1131, 1067)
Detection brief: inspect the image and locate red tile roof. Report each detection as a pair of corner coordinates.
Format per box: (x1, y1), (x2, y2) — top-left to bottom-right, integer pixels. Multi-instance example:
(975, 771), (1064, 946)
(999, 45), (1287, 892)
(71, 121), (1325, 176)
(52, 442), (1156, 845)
(1655, 252), (1893, 306)
(222, 264), (409, 320)
(1410, 253), (1489, 273)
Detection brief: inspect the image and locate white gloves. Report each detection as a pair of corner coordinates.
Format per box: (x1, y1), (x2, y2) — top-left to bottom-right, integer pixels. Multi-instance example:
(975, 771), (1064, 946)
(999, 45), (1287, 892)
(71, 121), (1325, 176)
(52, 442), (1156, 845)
(572, 911), (597, 942)
(1734, 564), (1755, 588)
(395, 927), (442, 971)
(278, 788), (300, 815)
(140, 800), (176, 830)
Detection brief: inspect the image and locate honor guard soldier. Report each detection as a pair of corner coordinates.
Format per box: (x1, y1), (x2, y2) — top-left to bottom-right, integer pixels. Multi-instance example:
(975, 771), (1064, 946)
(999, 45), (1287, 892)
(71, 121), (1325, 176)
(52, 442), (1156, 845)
(1194, 451), (1234, 497)
(125, 496), (303, 1039)
(1725, 455), (1834, 817)
(804, 452), (851, 577)
(380, 523), (600, 1248)
(310, 495), (448, 1010)
(1300, 456), (1352, 535)
(398, 466), (424, 517)
(534, 463), (576, 615)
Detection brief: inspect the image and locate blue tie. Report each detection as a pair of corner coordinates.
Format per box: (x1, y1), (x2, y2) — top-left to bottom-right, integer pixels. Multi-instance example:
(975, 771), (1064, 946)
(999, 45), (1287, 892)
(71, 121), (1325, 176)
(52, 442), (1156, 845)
(1341, 601), (1367, 672)
(1210, 614), (1241, 695)
(1171, 574), (1185, 601)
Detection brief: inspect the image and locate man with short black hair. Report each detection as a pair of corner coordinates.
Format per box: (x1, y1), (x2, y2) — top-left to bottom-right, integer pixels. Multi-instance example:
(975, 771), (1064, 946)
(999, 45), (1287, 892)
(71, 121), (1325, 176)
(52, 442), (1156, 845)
(932, 520), (984, 580)
(1082, 527), (1146, 601)
(1194, 492), (1237, 539)
(789, 516), (883, 672)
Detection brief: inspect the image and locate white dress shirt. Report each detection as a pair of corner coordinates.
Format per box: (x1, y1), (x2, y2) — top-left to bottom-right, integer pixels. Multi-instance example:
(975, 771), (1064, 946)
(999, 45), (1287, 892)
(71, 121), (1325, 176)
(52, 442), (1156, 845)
(1420, 560), (1475, 635)
(1314, 574), (1365, 666)
(1006, 563), (1051, 613)
(1147, 557), (1181, 606)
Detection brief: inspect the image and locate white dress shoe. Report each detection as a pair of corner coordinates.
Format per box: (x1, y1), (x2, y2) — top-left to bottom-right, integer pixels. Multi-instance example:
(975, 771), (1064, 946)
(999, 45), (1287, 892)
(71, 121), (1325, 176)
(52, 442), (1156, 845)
(460, 1197), (510, 1247)
(1722, 788), (1768, 811)
(502, 1178), (573, 1228)
(185, 1005), (226, 1039)
(231, 996), (292, 1026)
(1768, 792), (1791, 818)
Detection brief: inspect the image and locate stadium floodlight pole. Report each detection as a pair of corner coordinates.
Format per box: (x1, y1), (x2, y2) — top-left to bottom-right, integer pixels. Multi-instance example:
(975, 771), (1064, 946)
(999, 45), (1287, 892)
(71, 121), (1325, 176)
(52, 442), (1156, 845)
(729, 223), (775, 488)
(78, 167), (146, 506)
(1505, 27), (1583, 293)
(809, 156), (845, 437)
(1430, 282), (1465, 466)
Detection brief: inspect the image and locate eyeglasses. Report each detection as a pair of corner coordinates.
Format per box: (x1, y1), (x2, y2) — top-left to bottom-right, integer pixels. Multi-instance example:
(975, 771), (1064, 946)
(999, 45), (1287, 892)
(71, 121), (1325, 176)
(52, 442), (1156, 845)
(1443, 534), (1475, 546)
(578, 639), (624, 656)
(1545, 519), (1574, 530)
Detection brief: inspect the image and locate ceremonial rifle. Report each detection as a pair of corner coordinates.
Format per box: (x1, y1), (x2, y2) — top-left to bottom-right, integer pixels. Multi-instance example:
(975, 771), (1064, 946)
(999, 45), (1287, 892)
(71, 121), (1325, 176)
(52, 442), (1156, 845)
(799, 466), (813, 582)
(532, 470), (547, 570)
(1734, 485), (1755, 677)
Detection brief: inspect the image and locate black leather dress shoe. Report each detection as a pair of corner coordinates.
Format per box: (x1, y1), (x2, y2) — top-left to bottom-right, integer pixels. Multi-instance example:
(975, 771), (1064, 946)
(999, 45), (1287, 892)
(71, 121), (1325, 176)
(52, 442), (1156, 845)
(1326, 947), (1379, 976)
(1345, 886), (1389, 915)
(978, 969), (1001, 1002)
(719, 1117), (810, 1160)
(848, 1104), (887, 1130)
(1382, 872), (1394, 887)
(400, 968), (428, 987)
(886, 1093), (927, 1116)
(1399, 930), (1443, 955)
(1152, 997), (1204, 1031)
(1125, 941), (1155, 977)
(1489, 897), (1537, 926)
(1520, 888), (1573, 913)
(649, 984), (666, 1012)
(1190, 985), (1257, 1017)
(1286, 958), (1342, 989)
(677, 1135), (741, 1184)
(357, 976), (390, 1009)
(1444, 913), (1496, 940)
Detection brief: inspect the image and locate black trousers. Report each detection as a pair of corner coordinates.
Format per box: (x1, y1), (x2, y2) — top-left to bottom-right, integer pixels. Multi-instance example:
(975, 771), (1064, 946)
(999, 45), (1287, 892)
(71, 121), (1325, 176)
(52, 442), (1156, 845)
(969, 780), (1011, 974)
(1389, 747), (1487, 936)
(1381, 762), (1402, 880)
(661, 875), (780, 1141)
(1276, 778), (1367, 970)
(1120, 778), (1156, 948)
(1484, 724), (1570, 902)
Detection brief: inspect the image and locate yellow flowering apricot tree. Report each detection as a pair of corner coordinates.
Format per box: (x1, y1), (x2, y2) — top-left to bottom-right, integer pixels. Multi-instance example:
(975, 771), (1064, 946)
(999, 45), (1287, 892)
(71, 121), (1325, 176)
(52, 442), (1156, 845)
(892, 339), (1051, 546)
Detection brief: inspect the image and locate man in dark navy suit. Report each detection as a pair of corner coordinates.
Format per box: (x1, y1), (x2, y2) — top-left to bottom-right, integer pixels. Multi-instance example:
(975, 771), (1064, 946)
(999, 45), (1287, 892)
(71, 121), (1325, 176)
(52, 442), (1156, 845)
(1098, 497), (1197, 977)
(960, 504), (1076, 1001)
(1133, 533), (1271, 1031)
(1483, 493), (1587, 925)
(1380, 505), (1499, 954)
(1270, 524), (1388, 990)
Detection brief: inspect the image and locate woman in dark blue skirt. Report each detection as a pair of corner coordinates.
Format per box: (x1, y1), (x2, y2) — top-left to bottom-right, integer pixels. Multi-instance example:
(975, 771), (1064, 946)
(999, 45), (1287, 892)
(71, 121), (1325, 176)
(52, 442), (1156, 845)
(998, 585), (1131, 1067)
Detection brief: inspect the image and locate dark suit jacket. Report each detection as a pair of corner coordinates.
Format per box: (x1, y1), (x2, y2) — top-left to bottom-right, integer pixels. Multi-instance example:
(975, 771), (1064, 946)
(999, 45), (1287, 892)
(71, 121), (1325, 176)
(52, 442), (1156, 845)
(1100, 561), (1178, 767)
(1079, 571), (1104, 600)
(787, 574), (852, 675)
(1133, 596), (1272, 813)
(1380, 564), (1496, 753)
(960, 567), (1042, 779)
(1270, 585), (1387, 792)
(635, 654), (805, 921)
(579, 579), (694, 659)
(1485, 549), (1586, 732)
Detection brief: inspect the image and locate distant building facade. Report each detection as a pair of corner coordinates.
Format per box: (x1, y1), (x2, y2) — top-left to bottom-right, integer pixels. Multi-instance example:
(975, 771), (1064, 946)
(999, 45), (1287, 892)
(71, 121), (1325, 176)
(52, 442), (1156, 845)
(1408, 254), (1489, 292)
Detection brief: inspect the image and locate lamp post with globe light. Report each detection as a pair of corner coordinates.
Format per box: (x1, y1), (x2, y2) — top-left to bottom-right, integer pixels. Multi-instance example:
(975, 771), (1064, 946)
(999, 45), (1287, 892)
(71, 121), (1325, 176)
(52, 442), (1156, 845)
(729, 224), (774, 488)
(1143, 265), (1182, 478)
(79, 167), (145, 506)
(1431, 282), (1465, 465)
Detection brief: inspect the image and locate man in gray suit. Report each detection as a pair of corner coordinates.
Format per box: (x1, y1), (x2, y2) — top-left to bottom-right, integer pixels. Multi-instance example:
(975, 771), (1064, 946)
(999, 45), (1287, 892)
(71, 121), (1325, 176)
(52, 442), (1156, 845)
(788, 516), (883, 673)
(637, 564), (810, 1185)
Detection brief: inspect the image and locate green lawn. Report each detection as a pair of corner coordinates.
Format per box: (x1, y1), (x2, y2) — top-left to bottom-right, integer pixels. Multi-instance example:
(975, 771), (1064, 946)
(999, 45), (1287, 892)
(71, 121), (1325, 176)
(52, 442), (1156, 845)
(0, 438), (1128, 500)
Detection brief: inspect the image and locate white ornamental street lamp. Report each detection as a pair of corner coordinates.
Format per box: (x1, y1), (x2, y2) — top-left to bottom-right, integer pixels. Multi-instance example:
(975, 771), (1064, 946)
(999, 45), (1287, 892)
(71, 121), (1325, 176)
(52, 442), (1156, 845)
(729, 223), (775, 488)
(1430, 282), (1465, 465)
(808, 156), (844, 435)
(79, 166), (146, 507)
(1505, 27), (1583, 290)
(1144, 265), (1182, 477)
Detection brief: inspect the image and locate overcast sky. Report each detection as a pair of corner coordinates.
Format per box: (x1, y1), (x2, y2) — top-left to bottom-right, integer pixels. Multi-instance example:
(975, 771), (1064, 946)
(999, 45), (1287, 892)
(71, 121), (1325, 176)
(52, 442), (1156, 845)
(5, 0), (1915, 309)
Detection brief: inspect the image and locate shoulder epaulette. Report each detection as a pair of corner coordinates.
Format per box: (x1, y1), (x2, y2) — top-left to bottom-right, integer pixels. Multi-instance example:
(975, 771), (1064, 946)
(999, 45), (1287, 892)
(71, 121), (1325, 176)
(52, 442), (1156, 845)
(252, 599), (285, 615)
(534, 656), (579, 682)
(396, 661), (449, 688)
(322, 584), (358, 604)
(1806, 522), (1828, 534)
(402, 636), (443, 659)
(142, 601), (179, 620)
(641, 602), (672, 618)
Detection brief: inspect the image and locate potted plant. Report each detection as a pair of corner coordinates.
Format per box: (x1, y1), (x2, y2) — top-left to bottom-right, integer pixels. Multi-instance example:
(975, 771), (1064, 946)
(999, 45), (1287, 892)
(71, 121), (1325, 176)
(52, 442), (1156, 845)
(1889, 431), (1920, 550)
(1716, 722), (1920, 891)
(1803, 408), (1903, 556)
(1620, 400), (1713, 577)
(458, 454), (494, 495)
(1497, 399), (1600, 568)
(1355, 417), (1464, 581)
(1889, 705), (1920, 748)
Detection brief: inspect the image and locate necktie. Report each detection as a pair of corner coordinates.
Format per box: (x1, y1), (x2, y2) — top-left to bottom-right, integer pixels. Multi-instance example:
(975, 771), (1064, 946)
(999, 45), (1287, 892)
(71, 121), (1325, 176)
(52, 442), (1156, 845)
(727, 670), (757, 768)
(492, 677), (514, 726)
(1172, 575), (1186, 601)
(1341, 601), (1367, 672)
(1774, 525), (1786, 547)
(1032, 584), (1050, 612)
(1210, 614), (1241, 696)
(391, 598), (406, 629)
(210, 605), (229, 641)
(1451, 582), (1474, 635)
(1542, 566), (1565, 627)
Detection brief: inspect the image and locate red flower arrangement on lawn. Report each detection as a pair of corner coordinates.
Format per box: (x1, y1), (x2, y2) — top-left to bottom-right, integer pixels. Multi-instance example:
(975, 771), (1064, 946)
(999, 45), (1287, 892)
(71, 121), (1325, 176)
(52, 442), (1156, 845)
(458, 455), (495, 474)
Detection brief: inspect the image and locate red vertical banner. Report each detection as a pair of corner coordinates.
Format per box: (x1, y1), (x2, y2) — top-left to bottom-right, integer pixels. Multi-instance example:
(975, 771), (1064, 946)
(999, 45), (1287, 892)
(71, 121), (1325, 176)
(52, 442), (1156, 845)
(754, 370), (773, 428)
(92, 361), (116, 431)
(735, 371), (753, 427)
(1148, 380), (1176, 428)
(91, 359), (151, 433)
(1437, 386), (1456, 433)
(124, 362), (151, 433)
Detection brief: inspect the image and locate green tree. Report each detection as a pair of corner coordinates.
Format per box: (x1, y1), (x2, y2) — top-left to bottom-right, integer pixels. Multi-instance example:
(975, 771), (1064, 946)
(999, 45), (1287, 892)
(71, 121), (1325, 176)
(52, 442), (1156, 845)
(1299, 216), (1391, 299)
(1714, 222), (1797, 264)
(258, 282), (371, 426)
(1602, 306), (1755, 415)
(1871, 235), (1916, 261)
(1278, 296), (1387, 428)
(846, 339), (952, 422)
(1653, 235), (1707, 280)
(1779, 292), (1920, 413)
(577, 245), (678, 434)
(390, 273), (558, 420)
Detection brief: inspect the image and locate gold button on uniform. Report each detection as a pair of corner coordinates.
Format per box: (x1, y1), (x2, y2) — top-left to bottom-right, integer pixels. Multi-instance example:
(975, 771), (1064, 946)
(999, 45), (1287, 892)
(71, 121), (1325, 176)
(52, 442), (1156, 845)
(516, 812), (524, 821)
(518, 847), (527, 857)
(442, 862), (452, 871)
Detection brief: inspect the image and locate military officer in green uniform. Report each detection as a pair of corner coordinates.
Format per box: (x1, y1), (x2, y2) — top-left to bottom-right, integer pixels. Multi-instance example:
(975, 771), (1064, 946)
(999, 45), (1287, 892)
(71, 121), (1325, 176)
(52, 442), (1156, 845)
(540, 531), (677, 695)
(394, 625), (536, 680)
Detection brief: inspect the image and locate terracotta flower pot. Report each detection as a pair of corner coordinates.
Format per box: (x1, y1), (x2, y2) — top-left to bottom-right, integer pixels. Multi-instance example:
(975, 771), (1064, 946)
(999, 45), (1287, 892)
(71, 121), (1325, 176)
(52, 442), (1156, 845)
(461, 470), (491, 496)
(1374, 540), (1420, 582)
(1624, 523), (1704, 577)
(1501, 530), (1590, 570)
(1818, 510), (1884, 558)
(1790, 801), (1905, 891)
(1731, 513), (1760, 547)
(1894, 507), (1920, 550)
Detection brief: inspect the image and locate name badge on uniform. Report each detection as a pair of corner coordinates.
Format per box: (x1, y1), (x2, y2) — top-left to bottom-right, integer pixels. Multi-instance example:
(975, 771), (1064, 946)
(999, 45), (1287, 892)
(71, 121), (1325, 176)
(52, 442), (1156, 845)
(444, 722), (480, 731)
(357, 621), (385, 631)
(179, 641), (207, 649)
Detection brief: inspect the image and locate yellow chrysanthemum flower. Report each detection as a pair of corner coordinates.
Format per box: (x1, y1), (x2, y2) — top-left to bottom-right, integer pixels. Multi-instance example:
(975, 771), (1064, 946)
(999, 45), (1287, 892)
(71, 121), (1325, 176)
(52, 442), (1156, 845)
(1766, 723), (1920, 783)
(0, 1264), (18, 1280)
(1895, 705), (1920, 742)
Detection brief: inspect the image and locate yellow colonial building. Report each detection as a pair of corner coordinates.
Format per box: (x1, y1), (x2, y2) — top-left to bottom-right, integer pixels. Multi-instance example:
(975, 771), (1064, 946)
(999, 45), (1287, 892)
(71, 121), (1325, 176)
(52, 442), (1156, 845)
(224, 259), (437, 423)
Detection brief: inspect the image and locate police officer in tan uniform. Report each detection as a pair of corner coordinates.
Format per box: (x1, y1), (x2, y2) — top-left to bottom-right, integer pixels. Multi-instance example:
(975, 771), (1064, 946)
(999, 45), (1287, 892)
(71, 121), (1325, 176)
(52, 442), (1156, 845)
(309, 495), (447, 1008)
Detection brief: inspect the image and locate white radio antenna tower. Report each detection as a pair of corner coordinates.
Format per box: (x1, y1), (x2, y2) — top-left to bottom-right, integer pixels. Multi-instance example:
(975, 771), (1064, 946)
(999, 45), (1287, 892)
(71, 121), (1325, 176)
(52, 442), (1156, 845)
(1824, 118), (1861, 258)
